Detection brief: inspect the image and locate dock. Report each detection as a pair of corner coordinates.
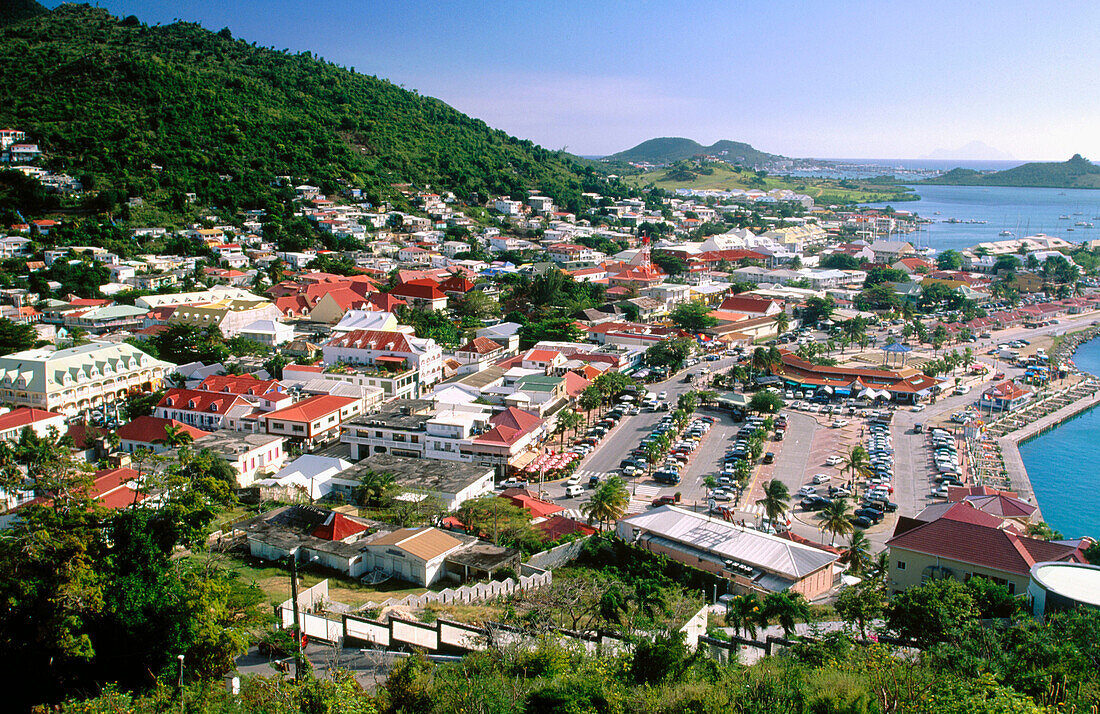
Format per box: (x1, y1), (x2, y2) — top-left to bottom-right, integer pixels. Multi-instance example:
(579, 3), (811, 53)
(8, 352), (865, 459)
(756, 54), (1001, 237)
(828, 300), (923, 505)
(996, 386), (1100, 503)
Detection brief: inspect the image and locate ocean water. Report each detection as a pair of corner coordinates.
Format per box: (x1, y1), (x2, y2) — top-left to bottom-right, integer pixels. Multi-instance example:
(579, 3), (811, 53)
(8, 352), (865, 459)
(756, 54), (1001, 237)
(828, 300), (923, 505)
(1018, 338), (1100, 540)
(865, 184), (1100, 254)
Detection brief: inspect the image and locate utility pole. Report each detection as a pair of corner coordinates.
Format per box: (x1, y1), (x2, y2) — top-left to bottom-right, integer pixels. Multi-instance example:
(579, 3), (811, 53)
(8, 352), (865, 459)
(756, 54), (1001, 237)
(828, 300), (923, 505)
(289, 553), (302, 682)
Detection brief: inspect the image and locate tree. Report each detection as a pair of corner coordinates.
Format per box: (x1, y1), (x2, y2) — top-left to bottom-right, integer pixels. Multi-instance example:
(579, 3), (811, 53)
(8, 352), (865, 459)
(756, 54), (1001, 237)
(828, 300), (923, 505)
(123, 389), (165, 421)
(644, 337), (694, 372)
(355, 469), (397, 508)
(148, 324), (228, 364)
(456, 495), (534, 546)
(800, 296), (835, 326)
(773, 310), (790, 335)
(748, 391), (784, 414)
(835, 583), (884, 639)
(820, 254), (862, 270)
(841, 529), (874, 575)
(856, 283), (901, 311)
(756, 480), (790, 527)
(885, 577), (978, 647)
(819, 498), (854, 544)
(578, 385), (601, 423)
(937, 249), (963, 271)
(581, 476), (630, 530)
(555, 408), (583, 448)
(725, 593), (765, 639)
(762, 591), (812, 637)
(451, 289), (498, 321)
(840, 445), (871, 484)
(0, 317), (38, 356)
(669, 302), (718, 333)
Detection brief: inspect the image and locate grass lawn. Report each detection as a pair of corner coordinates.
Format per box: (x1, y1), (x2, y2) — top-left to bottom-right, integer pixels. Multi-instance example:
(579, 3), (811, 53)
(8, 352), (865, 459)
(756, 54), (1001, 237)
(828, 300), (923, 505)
(190, 551), (428, 608)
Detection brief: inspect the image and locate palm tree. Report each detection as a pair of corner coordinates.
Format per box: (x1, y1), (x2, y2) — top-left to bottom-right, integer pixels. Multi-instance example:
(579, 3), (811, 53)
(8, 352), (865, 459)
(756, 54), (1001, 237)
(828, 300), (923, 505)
(762, 591), (812, 638)
(755, 480), (790, 528)
(841, 530), (874, 575)
(581, 476), (629, 530)
(773, 311), (790, 335)
(725, 593), (764, 639)
(162, 424), (194, 448)
(555, 409), (583, 448)
(750, 347), (769, 378)
(819, 498), (854, 544)
(356, 469), (396, 508)
(578, 386), (601, 424)
(839, 445), (870, 485)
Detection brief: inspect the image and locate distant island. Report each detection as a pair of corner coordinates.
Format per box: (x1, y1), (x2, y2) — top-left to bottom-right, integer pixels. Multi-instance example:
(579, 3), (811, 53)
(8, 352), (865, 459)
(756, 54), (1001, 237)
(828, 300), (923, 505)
(604, 137), (783, 168)
(924, 154), (1100, 189)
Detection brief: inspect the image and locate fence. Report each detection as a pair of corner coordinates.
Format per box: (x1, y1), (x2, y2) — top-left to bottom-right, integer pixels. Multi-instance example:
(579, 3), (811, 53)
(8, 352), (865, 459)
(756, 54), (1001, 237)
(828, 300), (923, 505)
(359, 568), (552, 610)
(275, 581), (344, 644)
(525, 536), (591, 571)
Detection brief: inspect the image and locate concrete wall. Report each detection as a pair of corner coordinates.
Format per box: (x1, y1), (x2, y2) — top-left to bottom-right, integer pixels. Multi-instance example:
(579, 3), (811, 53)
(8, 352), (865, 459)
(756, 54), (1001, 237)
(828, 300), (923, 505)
(526, 536), (590, 571)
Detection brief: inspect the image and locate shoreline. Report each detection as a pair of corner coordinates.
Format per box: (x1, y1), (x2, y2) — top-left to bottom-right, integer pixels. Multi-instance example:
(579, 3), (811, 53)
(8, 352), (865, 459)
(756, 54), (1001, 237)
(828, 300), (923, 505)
(998, 329), (1100, 518)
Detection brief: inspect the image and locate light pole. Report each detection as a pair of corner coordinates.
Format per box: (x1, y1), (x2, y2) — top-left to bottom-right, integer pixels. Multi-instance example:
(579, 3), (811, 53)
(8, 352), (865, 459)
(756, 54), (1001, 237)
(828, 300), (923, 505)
(177, 654), (185, 714)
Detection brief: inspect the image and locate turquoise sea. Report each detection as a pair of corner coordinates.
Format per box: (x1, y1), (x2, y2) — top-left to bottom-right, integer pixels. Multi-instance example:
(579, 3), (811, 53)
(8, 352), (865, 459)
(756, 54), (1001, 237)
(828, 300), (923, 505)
(1018, 337), (1100, 540)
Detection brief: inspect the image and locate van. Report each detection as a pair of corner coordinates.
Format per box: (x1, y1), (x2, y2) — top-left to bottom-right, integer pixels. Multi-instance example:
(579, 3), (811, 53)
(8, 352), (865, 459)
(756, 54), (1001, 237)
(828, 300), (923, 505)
(565, 484), (584, 498)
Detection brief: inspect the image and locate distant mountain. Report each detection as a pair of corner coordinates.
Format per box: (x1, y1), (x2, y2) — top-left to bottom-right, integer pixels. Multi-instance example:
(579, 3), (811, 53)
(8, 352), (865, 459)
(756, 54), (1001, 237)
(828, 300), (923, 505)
(0, 3), (605, 214)
(924, 154), (1100, 189)
(921, 140), (1015, 161)
(605, 137), (783, 167)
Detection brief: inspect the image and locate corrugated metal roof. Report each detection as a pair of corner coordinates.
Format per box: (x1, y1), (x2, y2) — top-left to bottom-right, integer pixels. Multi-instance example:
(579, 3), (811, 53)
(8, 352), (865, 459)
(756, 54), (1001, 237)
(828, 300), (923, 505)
(618, 506), (837, 579)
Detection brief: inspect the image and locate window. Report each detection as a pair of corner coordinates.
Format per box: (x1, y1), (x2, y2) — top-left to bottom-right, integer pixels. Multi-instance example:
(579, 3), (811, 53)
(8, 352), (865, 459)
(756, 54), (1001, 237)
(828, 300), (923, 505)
(896, 561), (906, 571)
(292, 425), (304, 433)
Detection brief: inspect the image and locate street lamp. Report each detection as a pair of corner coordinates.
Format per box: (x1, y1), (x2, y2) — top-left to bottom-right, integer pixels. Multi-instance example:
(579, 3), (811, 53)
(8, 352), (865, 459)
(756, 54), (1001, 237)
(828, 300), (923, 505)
(177, 654), (185, 714)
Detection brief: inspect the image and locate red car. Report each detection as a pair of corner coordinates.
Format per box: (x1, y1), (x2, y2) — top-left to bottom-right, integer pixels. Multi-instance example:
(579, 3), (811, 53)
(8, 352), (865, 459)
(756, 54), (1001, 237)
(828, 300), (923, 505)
(652, 495), (679, 507)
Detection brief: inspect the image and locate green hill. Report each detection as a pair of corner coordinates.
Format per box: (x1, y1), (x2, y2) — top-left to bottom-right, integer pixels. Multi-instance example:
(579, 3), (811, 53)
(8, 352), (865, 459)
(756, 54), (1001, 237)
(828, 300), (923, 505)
(605, 137), (783, 167)
(925, 154), (1100, 189)
(0, 0), (45, 26)
(0, 3), (609, 214)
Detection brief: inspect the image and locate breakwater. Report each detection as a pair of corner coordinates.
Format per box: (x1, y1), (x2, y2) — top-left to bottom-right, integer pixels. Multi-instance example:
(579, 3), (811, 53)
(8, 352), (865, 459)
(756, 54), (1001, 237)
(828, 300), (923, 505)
(1049, 323), (1100, 366)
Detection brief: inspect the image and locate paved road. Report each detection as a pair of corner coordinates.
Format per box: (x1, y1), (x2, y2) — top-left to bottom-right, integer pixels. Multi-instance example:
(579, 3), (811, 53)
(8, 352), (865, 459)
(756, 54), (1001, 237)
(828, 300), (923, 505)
(544, 356), (742, 513)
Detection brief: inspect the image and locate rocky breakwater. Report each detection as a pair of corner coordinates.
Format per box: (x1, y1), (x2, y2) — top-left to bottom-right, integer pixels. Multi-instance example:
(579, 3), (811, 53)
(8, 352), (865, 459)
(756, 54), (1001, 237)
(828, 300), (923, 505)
(1051, 324), (1100, 372)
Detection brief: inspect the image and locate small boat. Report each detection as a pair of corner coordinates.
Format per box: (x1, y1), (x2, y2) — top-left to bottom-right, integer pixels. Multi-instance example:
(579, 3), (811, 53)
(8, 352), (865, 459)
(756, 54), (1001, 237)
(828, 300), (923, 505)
(1059, 215), (1070, 220)
(999, 230), (1013, 237)
(1076, 221), (1089, 226)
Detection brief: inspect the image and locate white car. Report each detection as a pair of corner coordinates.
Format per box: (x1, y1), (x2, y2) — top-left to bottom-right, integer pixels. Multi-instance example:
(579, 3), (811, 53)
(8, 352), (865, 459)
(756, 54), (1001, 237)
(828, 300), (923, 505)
(566, 475), (582, 486)
(825, 456), (844, 466)
(911, 405), (925, 412)
(831, 420), (849, 428)
(812, 473), (830, 484)
(797, 485), (816, 496)
(658, 391), (668, 401)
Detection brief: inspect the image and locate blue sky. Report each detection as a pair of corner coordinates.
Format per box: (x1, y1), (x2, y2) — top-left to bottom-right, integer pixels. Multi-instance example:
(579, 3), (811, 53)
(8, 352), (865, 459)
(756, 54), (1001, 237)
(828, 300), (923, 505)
(49, 1), (1100, 160)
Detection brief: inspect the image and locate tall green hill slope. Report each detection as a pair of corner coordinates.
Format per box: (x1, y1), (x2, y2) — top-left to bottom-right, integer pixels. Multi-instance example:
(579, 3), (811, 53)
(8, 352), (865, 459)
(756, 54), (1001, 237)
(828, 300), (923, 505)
(0, 3), (607, 213)
(605, 137), (783, 167)
(924, 154), (1100, 189)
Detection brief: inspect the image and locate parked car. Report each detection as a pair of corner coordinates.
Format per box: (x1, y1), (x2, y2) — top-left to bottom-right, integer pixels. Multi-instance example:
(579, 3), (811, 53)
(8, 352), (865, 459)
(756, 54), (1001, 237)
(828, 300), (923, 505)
(652, 494), (679, 507)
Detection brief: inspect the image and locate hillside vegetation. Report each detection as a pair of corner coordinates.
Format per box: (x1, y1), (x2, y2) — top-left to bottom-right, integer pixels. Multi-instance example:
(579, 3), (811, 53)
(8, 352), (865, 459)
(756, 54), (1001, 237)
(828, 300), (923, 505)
(925, 154), (1100, 189)
(606, 137), (783, 167)
(0, 3), (610, 214)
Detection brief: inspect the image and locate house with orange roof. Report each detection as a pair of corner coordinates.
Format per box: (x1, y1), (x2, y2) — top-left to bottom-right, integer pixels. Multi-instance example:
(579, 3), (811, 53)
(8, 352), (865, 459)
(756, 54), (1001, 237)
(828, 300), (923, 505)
(260, 394), (364, 447)
(389, 279), (448, 310)
(116, 415), (208, 454)
(454, 336), (506, 374)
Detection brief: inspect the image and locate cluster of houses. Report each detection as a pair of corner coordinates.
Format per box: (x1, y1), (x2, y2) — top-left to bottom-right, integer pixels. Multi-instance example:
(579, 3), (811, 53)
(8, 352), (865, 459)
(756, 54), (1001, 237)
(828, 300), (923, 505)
(0, 165), (1096, 602)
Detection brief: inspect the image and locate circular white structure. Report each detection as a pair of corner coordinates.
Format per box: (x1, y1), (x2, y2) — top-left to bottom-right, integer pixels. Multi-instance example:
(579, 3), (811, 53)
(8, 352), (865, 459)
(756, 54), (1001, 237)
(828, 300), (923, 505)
(1028, 561), (1100, 616)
